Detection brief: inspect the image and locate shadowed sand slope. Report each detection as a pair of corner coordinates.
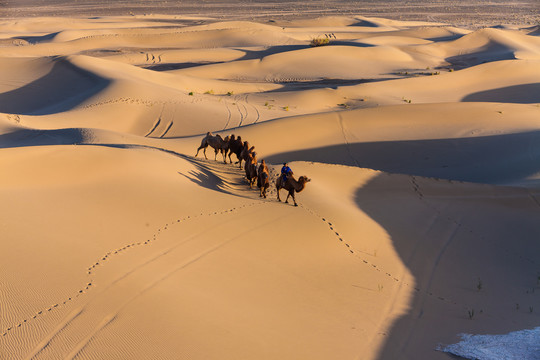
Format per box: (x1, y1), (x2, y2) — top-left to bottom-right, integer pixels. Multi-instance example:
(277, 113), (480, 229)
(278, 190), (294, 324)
(1, 12), (540, 360)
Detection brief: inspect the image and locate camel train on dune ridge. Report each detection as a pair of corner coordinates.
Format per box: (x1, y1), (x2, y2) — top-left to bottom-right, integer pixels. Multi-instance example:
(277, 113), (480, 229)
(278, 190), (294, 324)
(195, 132), (310, 206)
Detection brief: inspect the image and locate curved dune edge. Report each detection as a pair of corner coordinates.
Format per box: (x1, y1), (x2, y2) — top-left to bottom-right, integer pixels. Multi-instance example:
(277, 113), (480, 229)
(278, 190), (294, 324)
(1, 13), (540, 360)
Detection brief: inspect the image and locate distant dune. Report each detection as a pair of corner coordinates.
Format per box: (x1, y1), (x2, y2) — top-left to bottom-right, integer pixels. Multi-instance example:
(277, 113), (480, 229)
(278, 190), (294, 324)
(1, 7), (539, 360)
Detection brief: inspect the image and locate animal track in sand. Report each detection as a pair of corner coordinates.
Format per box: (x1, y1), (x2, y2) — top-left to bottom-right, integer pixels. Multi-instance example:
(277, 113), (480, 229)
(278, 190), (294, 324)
(82, 97), (156, 109)
(300, 204), (463, 308)
(2, 201), (260, 339)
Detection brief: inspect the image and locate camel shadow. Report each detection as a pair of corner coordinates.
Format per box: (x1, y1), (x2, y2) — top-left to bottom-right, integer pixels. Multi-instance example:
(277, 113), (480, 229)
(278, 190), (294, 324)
(178, 167), (233, 196)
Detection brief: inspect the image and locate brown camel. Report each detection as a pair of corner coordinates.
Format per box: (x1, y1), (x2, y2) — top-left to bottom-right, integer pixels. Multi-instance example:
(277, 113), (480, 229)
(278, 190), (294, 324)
(257, 159), (270, 198)
(244, 151), (258, 188)
(195, 132), (229, 163)
(276, 174), (311, 206)
(239, 141), (255, 169)
(227, 134), (243, 164)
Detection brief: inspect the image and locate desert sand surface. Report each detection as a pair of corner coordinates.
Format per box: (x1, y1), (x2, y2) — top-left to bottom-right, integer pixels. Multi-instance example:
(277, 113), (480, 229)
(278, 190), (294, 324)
(1, 2), (540, 360)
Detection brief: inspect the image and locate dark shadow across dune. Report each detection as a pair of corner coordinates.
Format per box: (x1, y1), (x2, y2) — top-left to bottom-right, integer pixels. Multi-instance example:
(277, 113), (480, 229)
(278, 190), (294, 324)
(462, 83), (540, 104)
(355, 172), (540, 360)
(0, 128), (88, 148)
(445, 47), (515, 69)
(0, 58), (110, 115)
(266, 131), (540, 184)
(16, 32), (60, 44)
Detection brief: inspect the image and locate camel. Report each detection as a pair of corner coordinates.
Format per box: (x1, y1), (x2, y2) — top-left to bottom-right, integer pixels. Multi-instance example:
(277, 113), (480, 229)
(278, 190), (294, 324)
(257, 159), (270, 198)
(227, 134), (243, 164)
(195, 132), (229, 163)
(239, 141), (255, 169)
(244, 151), (258, 188)
(276, 174), (311, 206)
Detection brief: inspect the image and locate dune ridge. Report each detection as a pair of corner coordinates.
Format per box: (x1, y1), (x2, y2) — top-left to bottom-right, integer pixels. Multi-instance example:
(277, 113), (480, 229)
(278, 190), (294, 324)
(1, 12), (540, 360)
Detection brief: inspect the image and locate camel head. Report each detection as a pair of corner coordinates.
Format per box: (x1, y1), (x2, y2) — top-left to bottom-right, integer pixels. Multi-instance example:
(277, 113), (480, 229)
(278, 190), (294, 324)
(298, 176), (311, 184)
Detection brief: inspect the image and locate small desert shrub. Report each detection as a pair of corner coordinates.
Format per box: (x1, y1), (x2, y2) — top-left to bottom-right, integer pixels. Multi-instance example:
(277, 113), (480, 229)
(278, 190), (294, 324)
(310, 37), (330, 47)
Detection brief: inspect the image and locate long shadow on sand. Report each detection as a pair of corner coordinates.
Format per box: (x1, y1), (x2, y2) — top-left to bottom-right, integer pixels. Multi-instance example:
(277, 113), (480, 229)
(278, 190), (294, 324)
(0, 58), (110, 115)
(266, 130), (540, 184)
(0, 129), (241, 195)
(355, 172), (540, 359)
(462, 83), (540, 104)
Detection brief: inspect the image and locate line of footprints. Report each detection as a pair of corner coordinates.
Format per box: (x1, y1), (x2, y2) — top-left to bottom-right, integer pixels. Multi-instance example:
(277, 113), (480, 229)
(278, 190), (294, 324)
(5, 177), (536, 337)
(1, 202), (259, 337)
(299, 193), (463, 308)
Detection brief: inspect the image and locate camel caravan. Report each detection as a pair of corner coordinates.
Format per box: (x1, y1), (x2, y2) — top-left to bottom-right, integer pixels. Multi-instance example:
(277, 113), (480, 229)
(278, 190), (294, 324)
(195, 132), (310, 206)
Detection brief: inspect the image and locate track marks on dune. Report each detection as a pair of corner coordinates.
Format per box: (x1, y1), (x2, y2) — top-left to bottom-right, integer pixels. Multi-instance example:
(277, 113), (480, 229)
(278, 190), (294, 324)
(23, 308), (83, 360)
(144, 105), (174, 138)
(144, 116), (161, 137)
(1, 283), (94, 339)
(222, 94), (261, 130)
(299, 192), (465, 309)
(1, 200), (259, 342)
(87, 201), (259, 277)
(63, 314), (116, 360)
(82, 97), (156, 109)
(159, 120), (174, 138)
(145, 52), (163, 64)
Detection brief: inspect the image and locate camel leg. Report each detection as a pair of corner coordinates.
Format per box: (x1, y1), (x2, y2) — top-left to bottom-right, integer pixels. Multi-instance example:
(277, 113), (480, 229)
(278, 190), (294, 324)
(214, 148), (218, 161)
(276, 187), (281, 202)
(195, 144), (206, 158)
(286, 190), (298, 206)
(203, 147), (208, 160)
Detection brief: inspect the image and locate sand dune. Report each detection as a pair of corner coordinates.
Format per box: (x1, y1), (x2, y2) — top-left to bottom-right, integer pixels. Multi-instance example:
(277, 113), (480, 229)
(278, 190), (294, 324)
(1, 12), (540, 360)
